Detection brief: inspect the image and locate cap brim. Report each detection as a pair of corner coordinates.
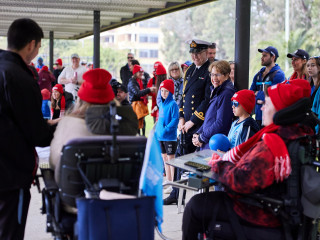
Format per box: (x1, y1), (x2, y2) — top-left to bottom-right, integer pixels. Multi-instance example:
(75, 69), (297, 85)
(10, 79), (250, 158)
(258, 49), (266, 53)
(189, 48), (205, 53)
(287, 53), (299, 58)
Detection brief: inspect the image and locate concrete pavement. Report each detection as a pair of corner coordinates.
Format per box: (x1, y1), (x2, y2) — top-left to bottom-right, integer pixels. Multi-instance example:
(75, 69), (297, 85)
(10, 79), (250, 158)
(24, 147), (188, 239)
(24, 181), (187, 240)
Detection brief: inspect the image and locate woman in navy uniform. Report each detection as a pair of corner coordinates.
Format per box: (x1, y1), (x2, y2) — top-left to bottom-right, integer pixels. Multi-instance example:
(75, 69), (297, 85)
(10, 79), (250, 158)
(164, 39), (212, 205)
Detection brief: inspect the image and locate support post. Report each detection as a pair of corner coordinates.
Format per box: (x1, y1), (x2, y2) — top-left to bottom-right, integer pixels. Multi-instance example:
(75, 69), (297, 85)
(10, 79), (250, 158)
(93, 10), (100, 69)
(49, 31), (54, 72)
(234, 0), (251, 90)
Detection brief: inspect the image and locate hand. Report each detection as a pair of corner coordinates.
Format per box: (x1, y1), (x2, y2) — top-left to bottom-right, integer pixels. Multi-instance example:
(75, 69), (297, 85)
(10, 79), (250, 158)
(178, 118), (185, 132)
(217, 149), (226, 154)
(192, 134), (199, 146)
(208, 153), (222, 167)
(184, 120), (194, 133)
(151, 106), (158, 113)
(47, 118), (61, 125)
(192, 134), (203, 147)
(70, 76), (77, 84)
(150, 87), (157, 93)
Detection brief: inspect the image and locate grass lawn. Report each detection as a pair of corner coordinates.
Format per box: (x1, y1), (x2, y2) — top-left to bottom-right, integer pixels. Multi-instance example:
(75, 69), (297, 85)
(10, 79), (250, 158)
(145, 99), (156, 137)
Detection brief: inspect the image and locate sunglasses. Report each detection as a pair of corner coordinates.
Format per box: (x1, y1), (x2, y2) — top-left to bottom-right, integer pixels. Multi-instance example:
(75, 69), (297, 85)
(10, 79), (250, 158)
(127, 57), (134, 59)
(310, 56), (320, 59)
(231, 101), (239, 107)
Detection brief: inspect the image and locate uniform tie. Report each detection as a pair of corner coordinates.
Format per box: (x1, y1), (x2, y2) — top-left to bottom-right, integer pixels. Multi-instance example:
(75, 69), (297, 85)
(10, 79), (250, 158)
(192, 67), (198, 77)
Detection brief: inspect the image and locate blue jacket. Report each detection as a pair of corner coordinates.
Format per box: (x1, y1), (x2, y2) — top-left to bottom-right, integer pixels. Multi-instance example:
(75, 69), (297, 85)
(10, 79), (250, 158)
(156, 92), (179, 141)
(42, 99), (51, 119)
(312, 88), (320, 133)
(197, 79), (235, 150)
(250, 64), (285, 121)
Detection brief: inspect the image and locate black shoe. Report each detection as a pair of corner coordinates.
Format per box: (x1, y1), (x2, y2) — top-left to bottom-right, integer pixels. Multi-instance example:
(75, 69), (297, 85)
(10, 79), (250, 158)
(163, 196), (178, 205)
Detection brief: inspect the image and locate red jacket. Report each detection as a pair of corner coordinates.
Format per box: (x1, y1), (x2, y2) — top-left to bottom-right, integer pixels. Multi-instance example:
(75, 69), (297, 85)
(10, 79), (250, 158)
(147, 77), (158, 118)
(38, 70), (55, 92)
(213, 124), (313, 227)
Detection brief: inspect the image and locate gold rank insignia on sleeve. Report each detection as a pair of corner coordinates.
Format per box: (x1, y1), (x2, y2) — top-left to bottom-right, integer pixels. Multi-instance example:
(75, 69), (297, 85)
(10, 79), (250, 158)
(194, 111), (204, 120)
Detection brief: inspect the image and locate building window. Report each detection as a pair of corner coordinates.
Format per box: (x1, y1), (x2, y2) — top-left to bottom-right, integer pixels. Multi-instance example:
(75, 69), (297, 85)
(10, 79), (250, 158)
(139, 35), (148, 43)
(150, 50), (158, 58)
(139, 49), (158, 58)
(149, 35), (158, 43)
(139, 50), (148, 58)
(139, 34), (158, 43)
(104, 35), (114, 43)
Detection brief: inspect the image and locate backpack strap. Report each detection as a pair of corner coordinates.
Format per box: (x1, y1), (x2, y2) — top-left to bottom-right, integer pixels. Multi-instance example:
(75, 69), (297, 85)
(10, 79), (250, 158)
(283, 140), (302, 226)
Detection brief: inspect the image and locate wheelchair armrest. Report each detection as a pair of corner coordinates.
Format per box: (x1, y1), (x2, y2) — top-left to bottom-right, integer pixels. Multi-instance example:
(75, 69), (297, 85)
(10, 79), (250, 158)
(40, 168), (59, 192)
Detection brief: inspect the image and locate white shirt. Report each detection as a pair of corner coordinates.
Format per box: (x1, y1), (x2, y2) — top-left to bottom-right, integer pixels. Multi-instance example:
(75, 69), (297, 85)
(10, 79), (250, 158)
(58, 65), (87, 99)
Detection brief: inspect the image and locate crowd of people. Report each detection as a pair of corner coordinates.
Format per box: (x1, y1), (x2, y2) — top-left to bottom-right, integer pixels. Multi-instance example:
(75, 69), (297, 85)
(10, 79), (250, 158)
(0, 17), (319, 240)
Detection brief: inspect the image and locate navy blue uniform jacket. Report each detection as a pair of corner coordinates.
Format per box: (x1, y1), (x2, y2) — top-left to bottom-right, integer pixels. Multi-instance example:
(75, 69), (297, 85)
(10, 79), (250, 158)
(179, 60), (211, 134)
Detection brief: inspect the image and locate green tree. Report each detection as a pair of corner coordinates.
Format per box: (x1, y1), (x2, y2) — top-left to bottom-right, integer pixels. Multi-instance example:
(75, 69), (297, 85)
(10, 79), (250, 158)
(160, 0), (236, 63)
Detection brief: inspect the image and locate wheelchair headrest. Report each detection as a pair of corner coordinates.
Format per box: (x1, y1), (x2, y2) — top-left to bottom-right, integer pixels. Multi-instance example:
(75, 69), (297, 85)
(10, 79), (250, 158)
(273, 97), (313, 126)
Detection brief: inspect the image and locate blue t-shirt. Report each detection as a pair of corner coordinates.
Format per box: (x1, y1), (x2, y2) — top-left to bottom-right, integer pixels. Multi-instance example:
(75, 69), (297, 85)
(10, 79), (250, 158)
(227, 117), (260, 149)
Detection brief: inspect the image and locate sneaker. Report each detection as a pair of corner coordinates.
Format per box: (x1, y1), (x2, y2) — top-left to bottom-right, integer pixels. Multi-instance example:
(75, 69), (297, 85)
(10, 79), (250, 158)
(164, 186), (172, 194)
(163, 195), (178, 205)
(163, 179), (170, 188)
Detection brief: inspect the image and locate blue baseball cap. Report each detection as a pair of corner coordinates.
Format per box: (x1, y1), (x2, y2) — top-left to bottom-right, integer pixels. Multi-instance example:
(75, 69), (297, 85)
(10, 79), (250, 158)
(287, 49), (309, 60)
(258, 46), (279, 59)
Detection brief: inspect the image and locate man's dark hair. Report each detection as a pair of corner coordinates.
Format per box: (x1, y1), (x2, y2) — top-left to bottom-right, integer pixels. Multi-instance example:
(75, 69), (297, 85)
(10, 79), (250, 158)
(7, 18), (44, 51)
(131, 59), (140, 66)
(208, 43), (216, 49)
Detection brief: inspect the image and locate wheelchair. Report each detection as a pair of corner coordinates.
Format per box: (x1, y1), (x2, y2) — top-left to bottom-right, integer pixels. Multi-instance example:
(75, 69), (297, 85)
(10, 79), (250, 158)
(202, 97), (320, 240)
(39, 135), (150, 240)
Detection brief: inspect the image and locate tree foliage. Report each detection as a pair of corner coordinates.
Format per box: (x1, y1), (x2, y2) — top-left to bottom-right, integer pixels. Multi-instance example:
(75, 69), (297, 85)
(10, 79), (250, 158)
(161, 0), (320, 83)
(160, 1), (236, 64)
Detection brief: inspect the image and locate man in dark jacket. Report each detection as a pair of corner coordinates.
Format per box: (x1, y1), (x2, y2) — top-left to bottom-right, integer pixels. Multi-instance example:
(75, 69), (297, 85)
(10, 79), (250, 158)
(120, 52), (134, 88)
(250, 46), (285, 127)
(0, 18), (52, 239)
(116, 83), (130, 106)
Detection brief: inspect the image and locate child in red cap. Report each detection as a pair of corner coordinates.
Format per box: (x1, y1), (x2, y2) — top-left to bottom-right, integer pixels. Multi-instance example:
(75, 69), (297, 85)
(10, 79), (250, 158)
(227, 89), (260, 149)
(155, 79), (179, 192)
(41, 88), (51, 120)
(147, 61), (165, 122)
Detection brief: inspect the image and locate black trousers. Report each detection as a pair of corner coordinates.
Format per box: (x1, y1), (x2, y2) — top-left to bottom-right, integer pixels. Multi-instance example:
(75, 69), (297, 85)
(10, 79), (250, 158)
(182, 191), (236, 240)
(0, 188), (31, 240)
(169, 131), (197, 199)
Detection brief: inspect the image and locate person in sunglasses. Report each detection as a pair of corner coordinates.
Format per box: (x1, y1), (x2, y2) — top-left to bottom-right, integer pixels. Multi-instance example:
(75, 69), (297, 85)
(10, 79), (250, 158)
(228, 90), (260, 149)
(120, 52), (135, 88)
